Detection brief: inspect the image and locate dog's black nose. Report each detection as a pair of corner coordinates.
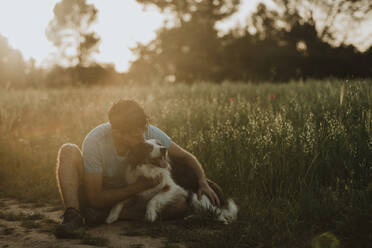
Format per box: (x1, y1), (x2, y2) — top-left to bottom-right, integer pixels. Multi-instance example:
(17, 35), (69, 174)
(160, 147), (166, 157)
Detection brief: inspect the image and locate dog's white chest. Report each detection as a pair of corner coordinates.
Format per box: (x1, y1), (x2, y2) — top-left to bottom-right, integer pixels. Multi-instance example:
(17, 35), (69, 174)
(124, 166), (138, 184)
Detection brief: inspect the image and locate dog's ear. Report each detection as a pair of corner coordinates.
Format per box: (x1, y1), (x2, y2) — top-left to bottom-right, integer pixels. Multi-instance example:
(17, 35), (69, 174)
(127, 142), (153, 165)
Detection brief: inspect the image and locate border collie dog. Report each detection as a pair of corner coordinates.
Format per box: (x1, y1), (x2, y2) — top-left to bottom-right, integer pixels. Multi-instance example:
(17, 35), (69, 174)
(105, 139), (238, 224)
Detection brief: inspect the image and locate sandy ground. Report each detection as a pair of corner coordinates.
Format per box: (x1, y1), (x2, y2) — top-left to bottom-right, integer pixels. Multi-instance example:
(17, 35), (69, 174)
(0, 198), (185, 248)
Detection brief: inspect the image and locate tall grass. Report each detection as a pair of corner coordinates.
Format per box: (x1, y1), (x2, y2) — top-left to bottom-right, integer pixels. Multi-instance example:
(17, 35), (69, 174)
(0, 79), (371, 247)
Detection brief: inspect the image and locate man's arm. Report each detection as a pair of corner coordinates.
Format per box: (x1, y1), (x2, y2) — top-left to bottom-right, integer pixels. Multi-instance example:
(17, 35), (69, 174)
(84, 172), (160, 209)
(168, 142), (220, 206)
(82, 133), (161, 209)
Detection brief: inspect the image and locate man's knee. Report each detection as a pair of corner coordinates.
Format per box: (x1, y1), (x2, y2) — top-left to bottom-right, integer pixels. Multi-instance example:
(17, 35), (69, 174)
(57, 143), (83, 169)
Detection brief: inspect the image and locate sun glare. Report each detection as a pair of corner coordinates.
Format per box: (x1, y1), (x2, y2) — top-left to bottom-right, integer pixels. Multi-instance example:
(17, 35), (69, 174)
(0, 0), (59, 64)
(0, 0), (264, 72)
(88, 0), (165, 72)
(0, 0), (164, 71)
(2, 0), (369, 72)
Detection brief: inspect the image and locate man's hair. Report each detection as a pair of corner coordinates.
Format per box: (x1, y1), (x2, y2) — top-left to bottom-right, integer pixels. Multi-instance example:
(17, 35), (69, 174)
(108, 99), (149, 133)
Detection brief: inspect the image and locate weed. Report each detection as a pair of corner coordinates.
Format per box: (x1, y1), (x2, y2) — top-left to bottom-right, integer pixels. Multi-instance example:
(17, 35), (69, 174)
(1, 227), (15, 235)
(129, 244), (144, 248)
(21, 219), (41, 229)
(0, 80), (371, 247)
(0, 211), (44, 222)
(81, 233), (109, 247)
(162, 242), (180, 248)
(44, 206), (63, 212)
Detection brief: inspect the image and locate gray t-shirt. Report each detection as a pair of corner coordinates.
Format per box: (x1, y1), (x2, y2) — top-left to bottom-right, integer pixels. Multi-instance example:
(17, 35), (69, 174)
(82, 122), (172, 189)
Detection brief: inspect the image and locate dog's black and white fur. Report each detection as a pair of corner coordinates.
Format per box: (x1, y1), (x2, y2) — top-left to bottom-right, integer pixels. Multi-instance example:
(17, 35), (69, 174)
(105, 139), (238, 224)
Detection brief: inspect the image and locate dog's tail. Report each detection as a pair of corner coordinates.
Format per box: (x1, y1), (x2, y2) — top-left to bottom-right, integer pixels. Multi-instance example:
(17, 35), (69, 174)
(219, 198), (238, 224)
(190, 194), (238, 224)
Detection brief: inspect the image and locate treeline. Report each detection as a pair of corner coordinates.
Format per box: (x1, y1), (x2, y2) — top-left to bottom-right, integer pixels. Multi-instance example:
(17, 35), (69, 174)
(0, 0), (125, 88)
(0, 37), (124, 88)
(0, 33), (125, 88)
(128, 0), (372, 82)
(1, 0), (371, 88)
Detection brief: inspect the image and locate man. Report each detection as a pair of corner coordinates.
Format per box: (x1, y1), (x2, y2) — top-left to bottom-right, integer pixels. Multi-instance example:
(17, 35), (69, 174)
(55, 99), (220, 238)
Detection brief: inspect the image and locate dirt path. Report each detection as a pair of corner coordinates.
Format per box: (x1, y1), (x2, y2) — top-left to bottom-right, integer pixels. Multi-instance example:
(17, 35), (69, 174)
(0, 198), (185, 248)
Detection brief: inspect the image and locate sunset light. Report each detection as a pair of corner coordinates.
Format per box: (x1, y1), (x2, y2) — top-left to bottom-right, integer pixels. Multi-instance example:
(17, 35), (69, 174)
(2, 0), (369, 73)
(0, 1), (58, 65)
(0, 0), (165, 71)
(0, 0), (371, 246)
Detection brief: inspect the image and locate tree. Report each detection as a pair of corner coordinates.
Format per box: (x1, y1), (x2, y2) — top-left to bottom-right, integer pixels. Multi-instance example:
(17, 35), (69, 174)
(220, 1), (372, 81)
(0, 35), (26, 87)
(137, 0), (240, 26)
(130, 0), (372, 82)
(270, 0), (372, 48)
(129, 0), (240, 83)
(46, 0), (100, 67)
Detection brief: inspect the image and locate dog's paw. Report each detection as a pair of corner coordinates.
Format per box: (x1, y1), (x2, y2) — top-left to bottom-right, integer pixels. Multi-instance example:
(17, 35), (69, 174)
(190, 194), (202, 212)
(217, 215), (229, 225)
(145, 208), (158, 222)
(105, 213), (118, 224)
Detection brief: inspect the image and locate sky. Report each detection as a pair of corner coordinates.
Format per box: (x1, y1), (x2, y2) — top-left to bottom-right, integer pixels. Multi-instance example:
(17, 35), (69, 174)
(0, 0), (164, 71)
(0, 0), (260, 72)
(0, 0), (370, 72)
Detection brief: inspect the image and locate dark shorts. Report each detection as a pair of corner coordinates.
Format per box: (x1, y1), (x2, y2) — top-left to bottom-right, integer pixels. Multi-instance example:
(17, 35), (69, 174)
(78, 186), (111, 227)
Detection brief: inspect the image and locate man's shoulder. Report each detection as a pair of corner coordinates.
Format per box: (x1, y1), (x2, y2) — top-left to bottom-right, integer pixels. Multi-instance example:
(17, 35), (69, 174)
(83, 122), (111, 144)
(145, 124), (162, 138)
(145, 124), (172, 149)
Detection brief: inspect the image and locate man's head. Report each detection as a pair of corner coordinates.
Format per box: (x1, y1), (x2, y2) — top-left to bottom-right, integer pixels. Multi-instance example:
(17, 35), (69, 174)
(108, 99), (149, 154)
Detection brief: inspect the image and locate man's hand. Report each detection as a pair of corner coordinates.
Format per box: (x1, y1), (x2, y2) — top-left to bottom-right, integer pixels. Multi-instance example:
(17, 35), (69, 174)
(198, 179), (220, 206)
(137, 175), (162, 191)
(167, 142), (220, 206)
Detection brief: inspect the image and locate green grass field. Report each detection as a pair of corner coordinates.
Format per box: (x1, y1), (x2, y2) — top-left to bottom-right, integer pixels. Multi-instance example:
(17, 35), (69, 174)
(0, 79), (371, 247)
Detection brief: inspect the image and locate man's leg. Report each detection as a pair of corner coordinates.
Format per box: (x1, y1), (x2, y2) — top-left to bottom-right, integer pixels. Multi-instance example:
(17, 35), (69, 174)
(56, 143), (84, 209)
(55, 143), (85, 238)
(119, 197), (146, 221)
(119, 195), (191, 221)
